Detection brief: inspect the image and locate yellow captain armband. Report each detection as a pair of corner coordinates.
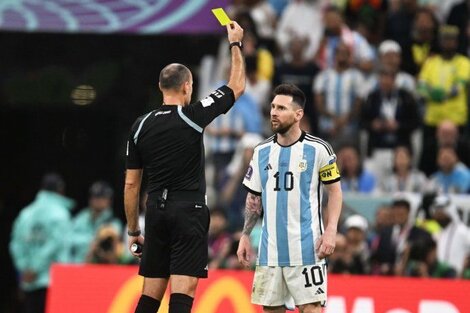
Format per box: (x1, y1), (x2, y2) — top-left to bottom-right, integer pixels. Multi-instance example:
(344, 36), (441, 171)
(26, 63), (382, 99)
(319, 162), (341, 184)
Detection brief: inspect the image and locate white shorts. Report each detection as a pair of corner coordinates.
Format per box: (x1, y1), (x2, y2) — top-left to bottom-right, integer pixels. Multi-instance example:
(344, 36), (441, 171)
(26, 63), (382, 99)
(251, 262), (328, 309)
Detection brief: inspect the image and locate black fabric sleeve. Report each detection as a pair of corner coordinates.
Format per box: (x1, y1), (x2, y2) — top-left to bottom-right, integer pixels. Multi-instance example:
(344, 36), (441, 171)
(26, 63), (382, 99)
(126, 117), (144, 169)
(182, 85), (235, 129)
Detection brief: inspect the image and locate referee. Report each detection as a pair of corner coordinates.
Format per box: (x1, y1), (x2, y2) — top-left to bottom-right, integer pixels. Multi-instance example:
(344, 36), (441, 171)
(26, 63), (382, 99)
(124, 22), (245, 313)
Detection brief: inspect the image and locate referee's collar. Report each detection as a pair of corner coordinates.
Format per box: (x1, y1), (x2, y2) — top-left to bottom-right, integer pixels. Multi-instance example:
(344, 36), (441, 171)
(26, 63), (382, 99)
(274, 131), (306, 147)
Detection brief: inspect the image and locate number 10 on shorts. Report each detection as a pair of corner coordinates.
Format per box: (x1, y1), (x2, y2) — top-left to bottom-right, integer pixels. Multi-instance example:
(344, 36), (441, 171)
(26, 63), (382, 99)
(302, 264), (326, 288)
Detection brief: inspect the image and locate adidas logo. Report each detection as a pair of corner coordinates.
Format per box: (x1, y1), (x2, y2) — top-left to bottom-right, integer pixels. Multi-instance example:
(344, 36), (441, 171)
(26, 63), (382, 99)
(315, 287), (325, 295)
(264, 164), (272, 171)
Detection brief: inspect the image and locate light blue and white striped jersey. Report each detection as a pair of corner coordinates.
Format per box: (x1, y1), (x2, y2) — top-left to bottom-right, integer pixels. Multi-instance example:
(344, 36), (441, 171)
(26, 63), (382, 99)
(243, 132), (340, 267)
(313, 68), (367, 116)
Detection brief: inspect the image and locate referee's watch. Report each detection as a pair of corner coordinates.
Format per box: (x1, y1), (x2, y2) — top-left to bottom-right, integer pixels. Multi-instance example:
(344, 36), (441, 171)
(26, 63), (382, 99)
(127, 229), (141, 237)
(229, 41), (243, 51)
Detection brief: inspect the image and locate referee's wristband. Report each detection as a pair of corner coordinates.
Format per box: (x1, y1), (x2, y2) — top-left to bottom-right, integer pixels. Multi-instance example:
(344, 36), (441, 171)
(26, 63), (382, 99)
(127, 229), (141, 237)
(229, 41), (242, 51)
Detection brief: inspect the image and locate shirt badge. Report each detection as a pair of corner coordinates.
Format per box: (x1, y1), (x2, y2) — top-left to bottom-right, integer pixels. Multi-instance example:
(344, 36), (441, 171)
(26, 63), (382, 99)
(298, 159), (307, 172)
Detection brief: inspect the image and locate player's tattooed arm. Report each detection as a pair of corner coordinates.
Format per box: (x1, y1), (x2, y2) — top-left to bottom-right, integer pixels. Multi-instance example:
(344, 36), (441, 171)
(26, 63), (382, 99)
(242, 192), (262, 236)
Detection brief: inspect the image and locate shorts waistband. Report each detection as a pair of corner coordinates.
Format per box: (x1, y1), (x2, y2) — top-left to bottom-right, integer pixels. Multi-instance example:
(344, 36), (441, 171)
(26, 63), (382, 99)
(149, 190), (205, 203)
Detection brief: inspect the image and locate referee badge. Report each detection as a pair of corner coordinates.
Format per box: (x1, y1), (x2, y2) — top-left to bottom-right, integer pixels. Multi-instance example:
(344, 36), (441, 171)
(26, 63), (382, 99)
(298, 160), (307, 172)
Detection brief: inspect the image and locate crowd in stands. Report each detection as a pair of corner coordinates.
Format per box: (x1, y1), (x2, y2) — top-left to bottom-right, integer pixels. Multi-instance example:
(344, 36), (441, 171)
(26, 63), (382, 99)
(199, 0), (470, 279)
(9, 0), (470, 310)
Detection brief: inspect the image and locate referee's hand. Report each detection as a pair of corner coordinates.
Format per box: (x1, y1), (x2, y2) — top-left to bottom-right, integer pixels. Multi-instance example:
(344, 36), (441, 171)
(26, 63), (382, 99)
(227, 21), (244, 43)
(128, 235), (144, 258)
(237, 234), (252, 268)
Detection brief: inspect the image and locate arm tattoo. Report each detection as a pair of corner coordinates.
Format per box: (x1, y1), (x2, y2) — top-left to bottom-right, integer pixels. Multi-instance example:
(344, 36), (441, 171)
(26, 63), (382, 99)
(242, 193), (262, 236)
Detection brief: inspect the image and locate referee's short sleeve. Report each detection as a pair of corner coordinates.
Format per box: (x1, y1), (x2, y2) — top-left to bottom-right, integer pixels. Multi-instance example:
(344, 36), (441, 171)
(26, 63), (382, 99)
(126, 119), (143, 169)
(182, 85), (235, 130)
(242, 148), (262, 195)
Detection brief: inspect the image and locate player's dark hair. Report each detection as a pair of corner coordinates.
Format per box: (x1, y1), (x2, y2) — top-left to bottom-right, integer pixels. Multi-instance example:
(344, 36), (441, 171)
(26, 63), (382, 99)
(41, 172), (65, 193)
(273, 84), (306, 108)
(392, 199), (411, 211)
(159, 63), (191, 91)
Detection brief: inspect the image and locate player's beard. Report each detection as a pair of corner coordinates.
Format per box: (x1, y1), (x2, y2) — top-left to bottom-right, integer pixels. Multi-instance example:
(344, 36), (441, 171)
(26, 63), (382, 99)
(271, 119), (295, 135)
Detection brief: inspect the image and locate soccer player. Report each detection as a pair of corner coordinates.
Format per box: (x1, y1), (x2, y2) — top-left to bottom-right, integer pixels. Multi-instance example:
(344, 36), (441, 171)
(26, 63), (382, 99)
(238, 84), (343, 313)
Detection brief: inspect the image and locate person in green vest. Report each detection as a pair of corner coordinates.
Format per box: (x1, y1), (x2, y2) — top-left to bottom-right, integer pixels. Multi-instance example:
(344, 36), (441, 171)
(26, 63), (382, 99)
(10, 173), (74, 313)
(69, 181), (122, 263)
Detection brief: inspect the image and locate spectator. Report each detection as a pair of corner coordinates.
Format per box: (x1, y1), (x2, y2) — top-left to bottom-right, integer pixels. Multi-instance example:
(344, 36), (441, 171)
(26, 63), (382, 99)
(343, 214), (371, 274)
(344, 0), (387, 44)
(242, 29), (275, 81)
(370, 199), (433, 275)
(10, 173), (74, 313)
(69, 181), (122, 263)
(447, 0), (470, 56)
(85, 225), (131, 264)
(337, 145), (376, 193)
(229, 1), (277, 43)
(329, 233), (357, 274)
(365, 40), (417, 95)
(380, 146), (428, 193)
(369, 205), (393, 246)
(244, 53), (272, 112)
(276, 0), (324, 62)
(418, 25), (470, 134)
(389, 7), (439, 75)
(403, 239), (457, 278)
(274, 36), (321, 132)
(206, 86), (262, 193)
(220, 133), (263, 230)
(420, 120), (470, 175)
(428, 146), (470, 194)
(208, 209), (232, 269)
(430, 195), (470, 275)
(361, 66), (419, 156)
(314, 42), (366, 145)
(385, 0), (419, 54)
(316, 5), (375, 71)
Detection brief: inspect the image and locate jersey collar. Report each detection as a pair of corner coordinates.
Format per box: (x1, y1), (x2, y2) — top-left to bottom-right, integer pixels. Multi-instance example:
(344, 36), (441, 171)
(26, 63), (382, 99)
(274, 131), (306, 147)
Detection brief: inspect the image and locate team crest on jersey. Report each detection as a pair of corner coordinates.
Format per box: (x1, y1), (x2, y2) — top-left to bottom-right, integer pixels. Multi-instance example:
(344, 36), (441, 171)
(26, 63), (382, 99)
(245, 165), (253, 180)
(298, 159), (307, 172)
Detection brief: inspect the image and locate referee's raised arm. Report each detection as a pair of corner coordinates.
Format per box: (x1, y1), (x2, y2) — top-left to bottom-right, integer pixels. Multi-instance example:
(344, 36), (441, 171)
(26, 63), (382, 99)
(226, 21), (245, 100)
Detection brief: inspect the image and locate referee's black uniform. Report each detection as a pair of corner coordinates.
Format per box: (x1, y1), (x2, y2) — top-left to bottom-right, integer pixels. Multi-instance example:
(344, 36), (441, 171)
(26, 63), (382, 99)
(126, 85), (235, 278)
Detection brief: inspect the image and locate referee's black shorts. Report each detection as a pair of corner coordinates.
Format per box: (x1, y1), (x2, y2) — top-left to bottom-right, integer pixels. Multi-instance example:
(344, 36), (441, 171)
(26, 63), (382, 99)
(139, 192), (210, 278)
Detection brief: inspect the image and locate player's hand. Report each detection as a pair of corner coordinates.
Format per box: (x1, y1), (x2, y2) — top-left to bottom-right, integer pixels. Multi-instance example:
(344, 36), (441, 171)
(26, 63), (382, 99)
(237, 234), (252, 268)
(128, 234), (144, 258)
(227, 21), (244, 43)
(316, 229), (336, 259)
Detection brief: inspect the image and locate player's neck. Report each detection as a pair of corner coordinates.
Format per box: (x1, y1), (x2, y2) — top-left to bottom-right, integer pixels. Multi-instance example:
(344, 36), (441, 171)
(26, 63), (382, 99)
(276, 126), (302, 146)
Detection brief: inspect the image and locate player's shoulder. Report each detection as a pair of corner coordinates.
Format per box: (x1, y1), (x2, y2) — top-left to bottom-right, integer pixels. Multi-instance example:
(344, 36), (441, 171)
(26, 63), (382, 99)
(303, 133), (334, 156)
(254, 134), (276, 150)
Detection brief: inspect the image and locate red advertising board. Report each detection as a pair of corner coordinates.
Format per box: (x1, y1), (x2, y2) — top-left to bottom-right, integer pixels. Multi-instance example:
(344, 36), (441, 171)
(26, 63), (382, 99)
(47, 265), (470, 313)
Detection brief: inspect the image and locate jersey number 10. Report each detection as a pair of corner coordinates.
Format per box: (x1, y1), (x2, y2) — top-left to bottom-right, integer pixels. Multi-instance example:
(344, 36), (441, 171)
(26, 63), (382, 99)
(273, 171), (294, 191)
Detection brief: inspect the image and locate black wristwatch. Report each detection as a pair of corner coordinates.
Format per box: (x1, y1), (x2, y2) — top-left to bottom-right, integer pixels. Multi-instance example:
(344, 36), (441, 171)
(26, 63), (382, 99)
(229, 41), (243, 51)
(127, 229), (141, 237)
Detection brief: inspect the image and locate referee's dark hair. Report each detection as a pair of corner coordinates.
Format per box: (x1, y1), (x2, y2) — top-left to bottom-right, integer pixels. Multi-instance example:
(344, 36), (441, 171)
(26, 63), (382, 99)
(159, 63), (191, 91)
(273, 84), (306, 109)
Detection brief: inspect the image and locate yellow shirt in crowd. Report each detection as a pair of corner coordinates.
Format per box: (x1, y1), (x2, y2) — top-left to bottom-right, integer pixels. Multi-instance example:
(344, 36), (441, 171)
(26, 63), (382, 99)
(419, 54), (470, 126)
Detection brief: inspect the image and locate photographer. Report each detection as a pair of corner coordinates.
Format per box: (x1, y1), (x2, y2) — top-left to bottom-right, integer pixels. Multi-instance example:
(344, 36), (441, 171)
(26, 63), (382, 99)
(69, 181), (122, 263)
(86, 225), (131, 264)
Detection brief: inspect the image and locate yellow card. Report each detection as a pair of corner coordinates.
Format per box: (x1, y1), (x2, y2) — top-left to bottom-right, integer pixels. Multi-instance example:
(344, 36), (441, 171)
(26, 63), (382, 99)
(212, 8), (231, 26)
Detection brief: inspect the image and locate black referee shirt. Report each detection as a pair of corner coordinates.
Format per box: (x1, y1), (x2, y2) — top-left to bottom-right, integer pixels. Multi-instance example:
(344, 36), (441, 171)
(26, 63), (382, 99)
(126, 85), (235, 195)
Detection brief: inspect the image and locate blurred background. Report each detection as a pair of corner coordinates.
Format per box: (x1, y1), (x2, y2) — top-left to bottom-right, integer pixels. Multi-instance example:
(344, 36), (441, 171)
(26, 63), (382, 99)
(1, 0), (470, 312)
